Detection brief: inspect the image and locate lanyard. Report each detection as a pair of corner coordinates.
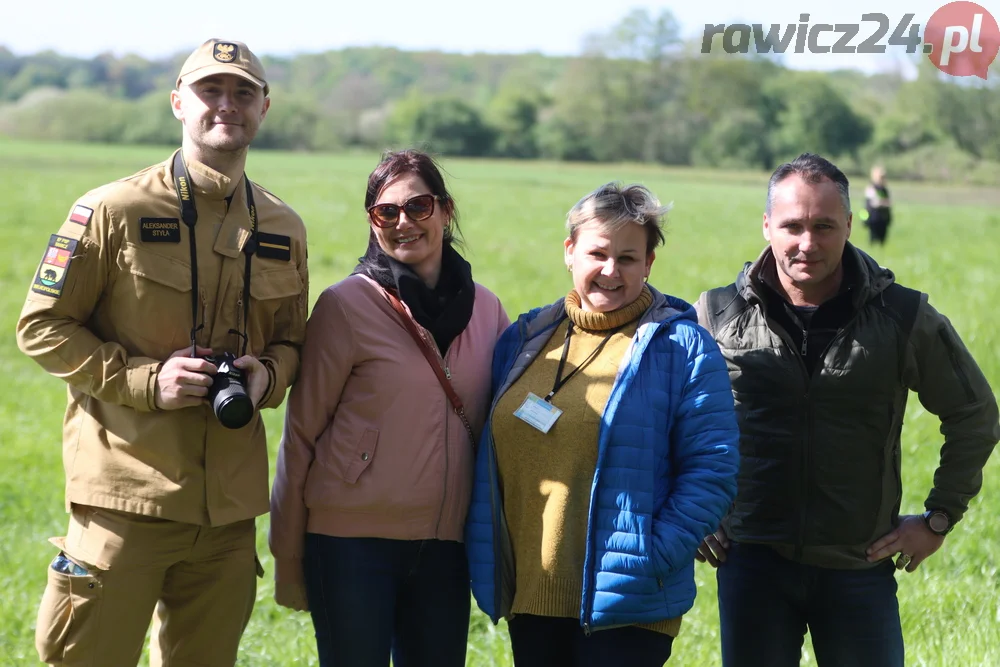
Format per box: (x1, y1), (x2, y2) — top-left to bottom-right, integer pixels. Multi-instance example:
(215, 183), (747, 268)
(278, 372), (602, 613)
(171, 151), (257, 357)
(545, 322), (623, 403)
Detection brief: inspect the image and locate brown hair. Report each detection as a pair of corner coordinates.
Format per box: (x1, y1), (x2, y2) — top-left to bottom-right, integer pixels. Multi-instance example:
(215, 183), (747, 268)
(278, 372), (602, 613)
(365, 149), (463, 248)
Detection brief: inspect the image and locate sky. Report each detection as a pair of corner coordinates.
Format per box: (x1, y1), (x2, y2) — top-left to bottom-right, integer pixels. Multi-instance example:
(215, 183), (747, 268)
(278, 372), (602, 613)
(4, 0), (988, 77)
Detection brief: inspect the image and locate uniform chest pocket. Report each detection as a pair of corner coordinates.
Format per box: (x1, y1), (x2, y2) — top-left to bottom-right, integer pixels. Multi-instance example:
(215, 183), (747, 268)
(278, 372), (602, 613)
(250, 265), (301, 301)
(242, 265), (303, 350)
(116, 243), (193, 352)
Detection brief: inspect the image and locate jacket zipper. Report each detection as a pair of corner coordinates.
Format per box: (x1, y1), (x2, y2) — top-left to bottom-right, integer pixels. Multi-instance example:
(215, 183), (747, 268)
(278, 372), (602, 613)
(433, 344), (453, 537)
(434, 393), (450, 535)
(759, 311), (811, 561)
(798, 319), (810, 552)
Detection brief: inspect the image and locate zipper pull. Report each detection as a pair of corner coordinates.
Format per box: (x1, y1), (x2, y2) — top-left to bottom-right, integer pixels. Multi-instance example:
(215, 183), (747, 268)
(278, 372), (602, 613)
(801, 330), (808, 357)
(445, 366), (452, 380)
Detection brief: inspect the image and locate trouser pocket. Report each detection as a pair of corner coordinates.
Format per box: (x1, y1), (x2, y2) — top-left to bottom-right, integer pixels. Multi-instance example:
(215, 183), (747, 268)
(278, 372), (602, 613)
(35, 555), (103, 664)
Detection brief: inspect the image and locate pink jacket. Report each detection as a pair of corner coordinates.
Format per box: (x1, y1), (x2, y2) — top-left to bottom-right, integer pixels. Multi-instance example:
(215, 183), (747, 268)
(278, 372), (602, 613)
(269, 274), (509, 585)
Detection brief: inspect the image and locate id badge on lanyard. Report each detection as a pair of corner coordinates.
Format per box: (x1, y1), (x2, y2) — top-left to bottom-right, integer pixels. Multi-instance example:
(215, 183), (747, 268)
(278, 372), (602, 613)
(512, 322), (621, 435)
(514, 392), (563, 433)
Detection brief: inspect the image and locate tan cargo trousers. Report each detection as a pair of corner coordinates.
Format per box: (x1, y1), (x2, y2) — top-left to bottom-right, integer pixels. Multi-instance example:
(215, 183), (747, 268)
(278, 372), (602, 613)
(35, 504), (260, 667)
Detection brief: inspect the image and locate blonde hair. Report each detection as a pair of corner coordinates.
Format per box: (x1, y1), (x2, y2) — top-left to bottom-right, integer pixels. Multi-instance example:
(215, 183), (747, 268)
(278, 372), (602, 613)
(566, 182), (670, 255)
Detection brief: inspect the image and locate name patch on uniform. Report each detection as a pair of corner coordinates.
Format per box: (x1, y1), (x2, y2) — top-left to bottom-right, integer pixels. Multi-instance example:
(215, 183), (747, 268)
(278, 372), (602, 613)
(31, 235), (78, 297)
(140, 218), (181, 243)
(256, 232), (291, 261)
(69, 205), (93, 226)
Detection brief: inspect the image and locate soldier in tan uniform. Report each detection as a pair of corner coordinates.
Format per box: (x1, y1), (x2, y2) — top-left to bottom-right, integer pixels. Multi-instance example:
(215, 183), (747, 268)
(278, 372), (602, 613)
(16, 38), (308, 666)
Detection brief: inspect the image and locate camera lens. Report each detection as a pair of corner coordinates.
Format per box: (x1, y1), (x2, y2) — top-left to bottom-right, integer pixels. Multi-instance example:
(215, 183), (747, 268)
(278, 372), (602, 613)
(206, 353), (254, 429)
(214, 389), (254, 429)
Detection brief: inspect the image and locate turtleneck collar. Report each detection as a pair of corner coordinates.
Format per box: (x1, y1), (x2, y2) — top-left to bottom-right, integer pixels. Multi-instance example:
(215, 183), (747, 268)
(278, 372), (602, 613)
(565, 285), (652, 331)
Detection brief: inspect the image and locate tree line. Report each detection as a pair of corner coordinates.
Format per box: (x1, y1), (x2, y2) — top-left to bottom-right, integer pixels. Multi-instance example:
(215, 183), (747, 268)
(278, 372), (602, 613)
(1, 9), (998, 183)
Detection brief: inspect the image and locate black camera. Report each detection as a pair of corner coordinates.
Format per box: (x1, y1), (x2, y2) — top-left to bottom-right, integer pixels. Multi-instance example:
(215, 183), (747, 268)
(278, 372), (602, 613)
(204, 352), (254, 429)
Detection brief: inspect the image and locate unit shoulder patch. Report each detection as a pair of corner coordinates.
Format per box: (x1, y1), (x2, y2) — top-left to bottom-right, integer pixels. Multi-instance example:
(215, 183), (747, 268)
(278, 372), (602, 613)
(31, 235), (78, 297)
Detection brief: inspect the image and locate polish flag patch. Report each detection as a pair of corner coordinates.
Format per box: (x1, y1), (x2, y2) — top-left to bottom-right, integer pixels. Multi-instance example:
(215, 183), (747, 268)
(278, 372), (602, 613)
(69, 205), (93, 226)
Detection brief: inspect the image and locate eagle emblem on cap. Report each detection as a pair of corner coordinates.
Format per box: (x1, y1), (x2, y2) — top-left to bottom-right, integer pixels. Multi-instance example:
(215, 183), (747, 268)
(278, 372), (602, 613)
(214, 43), (238, 62)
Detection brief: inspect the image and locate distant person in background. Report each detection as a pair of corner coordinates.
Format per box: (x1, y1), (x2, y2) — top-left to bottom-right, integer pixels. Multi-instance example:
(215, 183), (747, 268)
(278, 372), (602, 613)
(16, 38), (308, 667)
(269, 149), (509, 667)
(864, 165), (892, 245)
(695, 153), (999, 667)
(467, 182), (740, 667)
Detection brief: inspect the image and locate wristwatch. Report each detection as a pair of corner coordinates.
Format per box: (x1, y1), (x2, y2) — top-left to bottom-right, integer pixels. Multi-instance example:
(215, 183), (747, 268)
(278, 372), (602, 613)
(922, 510), (952, 536)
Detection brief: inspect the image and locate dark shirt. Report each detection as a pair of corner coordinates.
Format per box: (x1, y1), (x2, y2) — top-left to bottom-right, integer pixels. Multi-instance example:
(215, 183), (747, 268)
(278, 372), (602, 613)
(760, 252), (859, 376)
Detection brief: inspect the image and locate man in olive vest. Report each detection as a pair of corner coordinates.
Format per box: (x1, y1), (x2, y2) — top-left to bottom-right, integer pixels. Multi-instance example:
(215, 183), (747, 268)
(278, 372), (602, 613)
(694, 152), (998, 667)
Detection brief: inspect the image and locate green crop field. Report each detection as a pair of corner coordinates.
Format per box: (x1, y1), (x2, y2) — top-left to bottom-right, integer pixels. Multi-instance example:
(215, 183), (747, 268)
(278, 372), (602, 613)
(1, 139), (998, 666)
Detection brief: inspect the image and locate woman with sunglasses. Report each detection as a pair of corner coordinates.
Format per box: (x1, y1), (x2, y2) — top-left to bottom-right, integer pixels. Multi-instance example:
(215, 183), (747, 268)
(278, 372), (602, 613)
(269, 149), (509, 667)
(465, 183), (740, 666)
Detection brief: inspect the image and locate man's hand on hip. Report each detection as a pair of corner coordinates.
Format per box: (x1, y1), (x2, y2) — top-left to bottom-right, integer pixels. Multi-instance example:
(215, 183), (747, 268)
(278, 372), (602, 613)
(154, 346), (217, 410)
(866, 514), (946, 573)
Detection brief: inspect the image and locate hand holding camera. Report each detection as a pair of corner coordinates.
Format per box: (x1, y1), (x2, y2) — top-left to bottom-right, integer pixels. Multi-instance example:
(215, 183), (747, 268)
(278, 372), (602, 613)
(155, 346), (218, 410)
(231, 354), (268, 408)
(155, 347), (264, 429)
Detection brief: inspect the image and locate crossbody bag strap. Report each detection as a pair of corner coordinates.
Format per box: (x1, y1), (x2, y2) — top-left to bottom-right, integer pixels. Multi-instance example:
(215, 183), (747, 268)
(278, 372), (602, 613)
(384, 290), (477, 449)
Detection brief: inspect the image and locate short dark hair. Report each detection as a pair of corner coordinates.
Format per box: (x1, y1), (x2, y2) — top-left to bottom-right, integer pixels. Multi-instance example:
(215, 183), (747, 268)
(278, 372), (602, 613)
(364, 149), (463, 248)
(766, 153), (851, 217)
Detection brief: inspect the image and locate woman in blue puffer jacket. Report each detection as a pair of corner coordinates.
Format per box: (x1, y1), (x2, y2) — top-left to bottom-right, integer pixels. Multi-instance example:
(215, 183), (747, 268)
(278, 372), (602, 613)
(465, 182), (740, 667)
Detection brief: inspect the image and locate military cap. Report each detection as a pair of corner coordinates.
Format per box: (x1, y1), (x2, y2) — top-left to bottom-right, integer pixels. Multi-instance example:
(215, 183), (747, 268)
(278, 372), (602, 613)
(177, 38), (269, 96)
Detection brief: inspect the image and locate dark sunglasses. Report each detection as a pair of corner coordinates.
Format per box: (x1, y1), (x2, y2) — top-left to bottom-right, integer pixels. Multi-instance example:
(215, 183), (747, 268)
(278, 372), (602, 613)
(367, 194), (438, 228)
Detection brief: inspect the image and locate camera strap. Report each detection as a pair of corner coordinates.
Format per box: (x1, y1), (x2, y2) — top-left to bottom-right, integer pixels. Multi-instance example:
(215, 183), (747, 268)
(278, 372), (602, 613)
(172, 151), (257, 358)
(239, 182), (257, 357)
(384, 289), (477, 451)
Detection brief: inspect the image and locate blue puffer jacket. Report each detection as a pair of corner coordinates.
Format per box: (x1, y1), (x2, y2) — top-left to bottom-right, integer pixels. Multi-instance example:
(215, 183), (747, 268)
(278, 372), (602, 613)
(466, 286), (740, 631)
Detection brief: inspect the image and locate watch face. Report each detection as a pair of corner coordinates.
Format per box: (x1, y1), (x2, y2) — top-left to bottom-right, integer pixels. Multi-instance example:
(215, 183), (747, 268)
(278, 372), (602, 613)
(929, 512), (949, 533)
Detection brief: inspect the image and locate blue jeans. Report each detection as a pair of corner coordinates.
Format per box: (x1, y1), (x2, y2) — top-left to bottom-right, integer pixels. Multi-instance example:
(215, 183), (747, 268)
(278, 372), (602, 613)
(302, 534), (470, 667)
(717, 543), (904, 667)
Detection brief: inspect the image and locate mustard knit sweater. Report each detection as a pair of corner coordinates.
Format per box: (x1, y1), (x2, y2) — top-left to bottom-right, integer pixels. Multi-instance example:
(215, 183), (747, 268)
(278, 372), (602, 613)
(492, 286), (682, 637)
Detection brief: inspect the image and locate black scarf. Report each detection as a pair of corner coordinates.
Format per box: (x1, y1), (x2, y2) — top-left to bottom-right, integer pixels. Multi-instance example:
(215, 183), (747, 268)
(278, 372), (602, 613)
(352, 231), (476, 355)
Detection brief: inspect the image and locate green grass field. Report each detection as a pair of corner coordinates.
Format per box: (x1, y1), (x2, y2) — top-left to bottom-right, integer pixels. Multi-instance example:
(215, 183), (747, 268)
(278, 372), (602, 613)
(1, 139), (998, 666)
